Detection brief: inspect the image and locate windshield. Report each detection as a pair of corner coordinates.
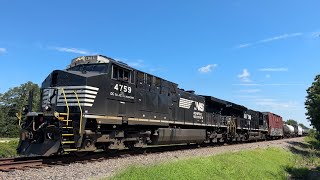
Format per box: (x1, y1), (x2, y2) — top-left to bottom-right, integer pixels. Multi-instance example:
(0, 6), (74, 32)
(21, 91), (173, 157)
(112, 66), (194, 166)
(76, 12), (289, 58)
(68, 63), (108, 73)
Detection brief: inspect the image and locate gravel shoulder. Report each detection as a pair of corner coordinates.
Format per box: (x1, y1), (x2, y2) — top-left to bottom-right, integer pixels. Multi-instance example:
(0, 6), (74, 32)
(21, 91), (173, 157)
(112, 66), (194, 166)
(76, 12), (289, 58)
(0, 137), (304, 180)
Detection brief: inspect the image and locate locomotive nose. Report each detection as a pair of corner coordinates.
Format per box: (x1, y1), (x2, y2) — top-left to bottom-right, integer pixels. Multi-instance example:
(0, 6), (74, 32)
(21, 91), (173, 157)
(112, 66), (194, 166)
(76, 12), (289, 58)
(42, 70), (87, 88)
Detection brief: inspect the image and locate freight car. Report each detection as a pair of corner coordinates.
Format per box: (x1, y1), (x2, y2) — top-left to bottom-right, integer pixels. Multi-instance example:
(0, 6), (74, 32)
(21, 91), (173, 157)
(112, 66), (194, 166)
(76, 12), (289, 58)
(293, 125), (303, 137)
(264, 112), (284, 139)
(302, 128), (309, 136)
(283, 124), (295, 138)
(16, 55), (291, 157)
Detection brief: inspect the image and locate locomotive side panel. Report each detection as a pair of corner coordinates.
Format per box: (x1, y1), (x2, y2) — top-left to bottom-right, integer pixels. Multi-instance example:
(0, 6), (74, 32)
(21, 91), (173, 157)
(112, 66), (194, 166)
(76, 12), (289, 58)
(176, 90), (205, 125)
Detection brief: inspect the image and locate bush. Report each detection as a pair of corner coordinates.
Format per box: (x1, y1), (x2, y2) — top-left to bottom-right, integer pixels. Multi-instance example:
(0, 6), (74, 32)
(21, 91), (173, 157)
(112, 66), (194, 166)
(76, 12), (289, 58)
(0, 139), (18, 158)
(305, 131), (320, 149)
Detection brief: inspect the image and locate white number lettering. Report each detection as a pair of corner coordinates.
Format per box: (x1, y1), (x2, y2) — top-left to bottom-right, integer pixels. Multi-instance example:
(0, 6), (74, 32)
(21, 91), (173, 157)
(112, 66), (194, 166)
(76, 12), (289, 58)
(114, 84), (119, 91)
(114, 84), (132, 94)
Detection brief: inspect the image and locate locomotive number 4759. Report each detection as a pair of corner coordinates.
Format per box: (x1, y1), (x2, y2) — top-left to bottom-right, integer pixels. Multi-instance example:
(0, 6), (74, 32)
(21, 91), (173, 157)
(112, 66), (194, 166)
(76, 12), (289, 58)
(114, 84), (132, 94)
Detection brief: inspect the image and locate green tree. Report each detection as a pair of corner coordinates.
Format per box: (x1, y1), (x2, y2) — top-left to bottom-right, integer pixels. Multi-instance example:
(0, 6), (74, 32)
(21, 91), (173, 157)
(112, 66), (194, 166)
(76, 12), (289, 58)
(286, 119), (298, 126)
(305, 75), (320, 132)
(0, 81), (40, 137)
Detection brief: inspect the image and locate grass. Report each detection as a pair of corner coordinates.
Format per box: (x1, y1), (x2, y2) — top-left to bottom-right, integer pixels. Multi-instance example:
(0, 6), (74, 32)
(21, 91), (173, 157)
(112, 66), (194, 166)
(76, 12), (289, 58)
(304, 134), (320, 149)
(110, 148), (295, 180)
(109, 135), (320, 180)
(0, 138), (18, 158)
(0, 138), (19, 143)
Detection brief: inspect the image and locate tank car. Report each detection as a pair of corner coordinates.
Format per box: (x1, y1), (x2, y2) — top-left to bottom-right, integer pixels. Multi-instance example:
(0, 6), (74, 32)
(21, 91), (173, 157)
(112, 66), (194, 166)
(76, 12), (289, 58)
(283, 124), (295, 137)
(302, 128), (309, 136)
(293, 125), (303, 137)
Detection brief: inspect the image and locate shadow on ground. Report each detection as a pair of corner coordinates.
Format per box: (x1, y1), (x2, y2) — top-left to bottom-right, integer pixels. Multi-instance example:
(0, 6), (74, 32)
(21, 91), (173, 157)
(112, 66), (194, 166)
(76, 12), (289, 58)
(287, 141), (313, 150)
(285, 140), (320, 180)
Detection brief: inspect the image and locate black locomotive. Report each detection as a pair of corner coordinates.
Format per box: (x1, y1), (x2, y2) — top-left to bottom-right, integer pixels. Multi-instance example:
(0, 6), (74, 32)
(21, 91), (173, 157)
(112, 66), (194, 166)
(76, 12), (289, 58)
(17, 55), (284, 156)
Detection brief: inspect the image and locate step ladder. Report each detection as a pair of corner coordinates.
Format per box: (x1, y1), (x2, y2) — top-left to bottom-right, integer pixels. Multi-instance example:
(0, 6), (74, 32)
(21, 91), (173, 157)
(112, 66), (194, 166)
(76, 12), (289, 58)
(59, 112), (77, 152)
(58, 88), (83, 152)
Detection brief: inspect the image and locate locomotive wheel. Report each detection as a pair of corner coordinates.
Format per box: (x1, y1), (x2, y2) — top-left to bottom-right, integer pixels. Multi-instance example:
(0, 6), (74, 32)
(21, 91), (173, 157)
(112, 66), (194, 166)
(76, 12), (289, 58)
(104, 144), (118, 155)
(127, 142), (142, 152)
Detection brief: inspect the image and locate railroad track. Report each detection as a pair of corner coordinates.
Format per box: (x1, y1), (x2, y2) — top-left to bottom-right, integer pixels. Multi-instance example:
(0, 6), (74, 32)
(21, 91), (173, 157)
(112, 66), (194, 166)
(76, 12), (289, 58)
(0, 144), (203, 172)
(0, 137), (302, 172)
(0, 157), (44, 171)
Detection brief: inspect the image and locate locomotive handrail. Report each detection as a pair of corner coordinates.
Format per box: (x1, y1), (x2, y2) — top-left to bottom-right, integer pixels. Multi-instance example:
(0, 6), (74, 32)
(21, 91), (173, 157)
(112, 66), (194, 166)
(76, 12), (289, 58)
(73, 90), (83, 134)
(16, 112), (22, 128)
(15, 93), (29, 129)
(60, 88), (70, 126)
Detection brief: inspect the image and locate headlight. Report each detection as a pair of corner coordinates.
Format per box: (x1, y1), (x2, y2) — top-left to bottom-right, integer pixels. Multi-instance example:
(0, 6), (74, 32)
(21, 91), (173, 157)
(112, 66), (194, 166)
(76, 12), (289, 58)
(22, 105), (29, 114)
(45, 105), (52, 111)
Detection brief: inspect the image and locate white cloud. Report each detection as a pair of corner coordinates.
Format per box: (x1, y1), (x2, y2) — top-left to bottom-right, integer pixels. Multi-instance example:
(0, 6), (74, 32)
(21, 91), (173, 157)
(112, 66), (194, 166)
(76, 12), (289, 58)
(265, 74), (271, 78)
(115, 58), (165, 73)
(236, 95), (261, 99)
(233, 83), (304, 86)
(234, 83), (260, 86)
(236, 95), (300, 110)
(239, 89), (261, 93)
(236, 32), (303, 48)
(115, 58), (146, 68)
(198, 64), (217, 73)
(311, 31), (320, 38)
(259, 68), (288, 72)
(238, 69), (251, 82)
(236, 43), (252, 48)
(0, 48), (7, 54)
(128, 59), (145, 68)
(259, 33), (303, 43)
(53, 47), (91, 55)
(255, 98), (299, 109)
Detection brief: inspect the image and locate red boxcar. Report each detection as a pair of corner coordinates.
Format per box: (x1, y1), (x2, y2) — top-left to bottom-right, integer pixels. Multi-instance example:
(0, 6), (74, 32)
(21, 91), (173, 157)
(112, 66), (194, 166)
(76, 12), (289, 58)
(265, 112), (283, 137)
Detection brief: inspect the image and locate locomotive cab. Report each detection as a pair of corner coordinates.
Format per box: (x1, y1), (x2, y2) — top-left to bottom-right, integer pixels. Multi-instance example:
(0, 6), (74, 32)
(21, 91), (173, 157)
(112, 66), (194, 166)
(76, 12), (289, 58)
(17, 55), (153, 156)
(17, 55), (117, 156)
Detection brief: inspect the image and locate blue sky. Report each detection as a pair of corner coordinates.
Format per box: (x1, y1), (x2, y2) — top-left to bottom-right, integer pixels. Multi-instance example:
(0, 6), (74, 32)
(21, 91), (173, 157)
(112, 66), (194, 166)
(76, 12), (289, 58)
(0, 1), (319, 127)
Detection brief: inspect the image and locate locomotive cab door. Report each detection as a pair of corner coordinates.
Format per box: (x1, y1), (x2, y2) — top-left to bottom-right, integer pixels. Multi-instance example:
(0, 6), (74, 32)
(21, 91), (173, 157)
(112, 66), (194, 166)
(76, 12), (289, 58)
(110, 64), (135, 117)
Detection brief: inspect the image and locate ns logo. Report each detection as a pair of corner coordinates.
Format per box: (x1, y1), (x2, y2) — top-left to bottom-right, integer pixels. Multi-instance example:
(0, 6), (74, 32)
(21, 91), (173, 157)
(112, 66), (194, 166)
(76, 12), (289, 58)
(179, 98), (205, 112)
(194, 102), (205, 112)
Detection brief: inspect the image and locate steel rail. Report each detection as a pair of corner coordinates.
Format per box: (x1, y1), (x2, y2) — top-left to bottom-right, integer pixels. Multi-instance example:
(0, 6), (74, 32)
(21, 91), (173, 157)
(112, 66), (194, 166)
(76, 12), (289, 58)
(0, 159), (44, 171)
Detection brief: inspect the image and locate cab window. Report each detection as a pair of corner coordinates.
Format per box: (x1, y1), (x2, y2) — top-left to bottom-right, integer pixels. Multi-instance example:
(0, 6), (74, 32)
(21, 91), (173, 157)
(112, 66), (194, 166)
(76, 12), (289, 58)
(146, 74), (152, 86)
(137, 71), (144, 84)
(154, 77), (161, 87)
(112, 65), (134, 83)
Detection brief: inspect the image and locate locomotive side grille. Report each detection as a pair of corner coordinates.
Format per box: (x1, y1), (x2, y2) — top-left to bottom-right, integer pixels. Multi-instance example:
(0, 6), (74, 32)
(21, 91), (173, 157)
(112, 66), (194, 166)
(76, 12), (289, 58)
(42, 86), (99, 107)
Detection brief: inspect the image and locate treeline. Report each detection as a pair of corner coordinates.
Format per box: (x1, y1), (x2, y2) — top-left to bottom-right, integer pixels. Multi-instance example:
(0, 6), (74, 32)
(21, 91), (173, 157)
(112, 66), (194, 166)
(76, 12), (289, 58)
(285, 119), (309, 129)
(0, 82), (40, 137)
(306, 75), (320, 134)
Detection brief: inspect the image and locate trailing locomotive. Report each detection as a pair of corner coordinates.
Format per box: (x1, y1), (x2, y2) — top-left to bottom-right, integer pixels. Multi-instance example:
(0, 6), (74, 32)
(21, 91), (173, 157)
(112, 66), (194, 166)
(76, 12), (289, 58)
(16, 55), (300, 157)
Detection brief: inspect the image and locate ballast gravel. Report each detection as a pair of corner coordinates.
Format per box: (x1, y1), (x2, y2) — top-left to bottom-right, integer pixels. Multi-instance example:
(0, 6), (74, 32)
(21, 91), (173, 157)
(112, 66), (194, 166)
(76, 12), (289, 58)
(0, 137), (304, 180)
